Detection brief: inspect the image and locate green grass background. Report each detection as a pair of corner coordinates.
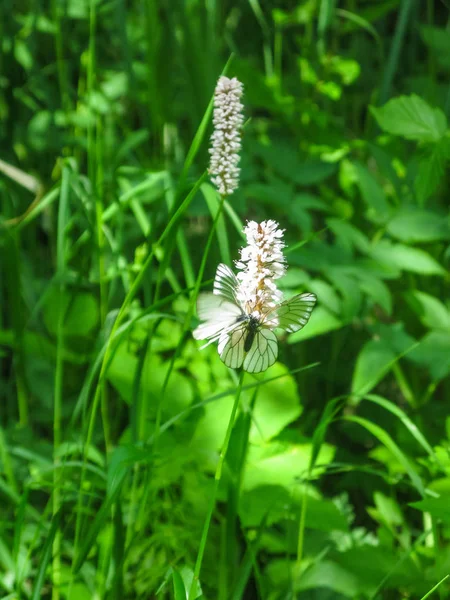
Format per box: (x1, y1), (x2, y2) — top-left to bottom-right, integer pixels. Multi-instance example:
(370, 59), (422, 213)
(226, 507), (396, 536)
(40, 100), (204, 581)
(1, 1), (450, 598)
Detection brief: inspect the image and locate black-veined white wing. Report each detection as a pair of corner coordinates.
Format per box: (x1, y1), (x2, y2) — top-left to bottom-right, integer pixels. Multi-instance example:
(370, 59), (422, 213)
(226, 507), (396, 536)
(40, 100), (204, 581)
(264, 293), (317, 333)
(243, 328), (278, 373)
(213, 263), (240, 304)
(218, 325), (247, 369)
(193, 293), (243, 345)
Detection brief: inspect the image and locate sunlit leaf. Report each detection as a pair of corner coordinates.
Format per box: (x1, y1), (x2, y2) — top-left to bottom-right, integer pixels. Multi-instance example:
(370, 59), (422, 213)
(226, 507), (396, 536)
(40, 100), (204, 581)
(371, 95), (447, 142)
(249, 363), (302, 444)
(288, 306), (343, 343)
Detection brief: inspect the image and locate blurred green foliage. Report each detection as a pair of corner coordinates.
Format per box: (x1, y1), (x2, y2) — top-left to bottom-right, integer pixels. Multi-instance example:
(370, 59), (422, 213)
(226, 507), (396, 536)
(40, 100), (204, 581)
(1, 1), (450, 599)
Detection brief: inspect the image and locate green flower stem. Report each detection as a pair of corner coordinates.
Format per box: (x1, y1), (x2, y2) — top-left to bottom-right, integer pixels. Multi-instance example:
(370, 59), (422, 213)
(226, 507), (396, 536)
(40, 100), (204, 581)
(153, 193), (226, 450)
(188, 370), (245, 600)
(71, 173), (208, 585)
(52, 165), (71, 600)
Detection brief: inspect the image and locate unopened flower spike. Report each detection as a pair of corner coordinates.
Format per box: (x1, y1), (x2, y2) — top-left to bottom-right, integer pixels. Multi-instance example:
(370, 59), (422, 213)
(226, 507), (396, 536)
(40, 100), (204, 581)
(193, 220), (317, 373)
(209, 76), (244, 197)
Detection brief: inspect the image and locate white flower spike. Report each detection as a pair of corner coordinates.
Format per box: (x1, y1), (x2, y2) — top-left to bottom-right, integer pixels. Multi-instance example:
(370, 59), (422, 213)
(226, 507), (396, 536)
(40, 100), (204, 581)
(193, 221), (317, 373)
(209, 76), (244, 197)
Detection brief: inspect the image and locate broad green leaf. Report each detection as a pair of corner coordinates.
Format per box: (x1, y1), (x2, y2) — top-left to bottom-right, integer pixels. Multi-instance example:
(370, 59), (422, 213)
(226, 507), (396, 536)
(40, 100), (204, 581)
(337, 545), (422, 590)
(415, 139), (450, 204)
(293, 160), (337, 185)
(107, 341), (194, 425)
(387, 208), (450, 243)
(288, 306), (342, 343)
(190, 387), (238, 466)
(409, 331), (450, 380)
(353, 162), (390, 221)
(178, 566), (202, 599)
(410, 497), (450, 523)
(357, 272), (392, 314)
(242, 441), (335, 491)
(370, 241), (446, 276)
(240, 485), (348, 530)
(373, 491), (403, 526)
(370, 95), (448, 142)
(43, 289), (99, 337)
(407, 291), (450, 332)
(256, 142), (337, 185)
(327, 270), (362, 320)
(171, 568), (190, 600)
(295, 193), (328, 211)
(295, 560), (359, 596)
(245, 178), (293, 208)
(327, 217), (371, 254)
(351, 339), (396, 396)
(373, 322), (417, 355)
(309, 279), (341, 315)
(249, 363), (302, 444)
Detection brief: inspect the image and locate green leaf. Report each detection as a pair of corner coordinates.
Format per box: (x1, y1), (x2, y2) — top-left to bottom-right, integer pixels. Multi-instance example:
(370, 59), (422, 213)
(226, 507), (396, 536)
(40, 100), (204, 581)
(356, 271), (392, 315)
(351, 339), (396, 396)
(310, 396), (345, 475)
(327, 217), (371, 254)
(364, 394), (435, 458)
(172, 568), (188, 600)
(309, 279), (341, 315)
(43, 289), (99, 337)
(415, 139), (450, 204)
(419, 576), (450, 600)
(410, 497), (450, 524)
(373, 491), (403, 526)
(409, 331), (450, 380)
(239, 485), (348, 531)
(370, 241), (446, 276)
(256, 141), (337, 185)
(421, 25), (450, 69)
(353, 162), (390, 221)
(177, 566), (202, 599)
(295, 560), (360, 596)
(242, 441), (335, 491)
(337, 545), (421, 590)
(249, 363), (302, 444)
(288, 306), (343, 343)
(407, 291), (450, 332)
(370, 95), (448, 142)
(74, 445), (152, 573)
(327, 269), (362, 320)
(344, 416), (424, 495)
(107, 340), (194, 425)
(387, 208), (450, 242)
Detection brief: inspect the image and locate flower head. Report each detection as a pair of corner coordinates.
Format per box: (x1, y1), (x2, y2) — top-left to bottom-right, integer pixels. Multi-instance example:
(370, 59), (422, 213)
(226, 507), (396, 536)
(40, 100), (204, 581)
(209, 76), (244, 197)
(235, 220), (286, 320)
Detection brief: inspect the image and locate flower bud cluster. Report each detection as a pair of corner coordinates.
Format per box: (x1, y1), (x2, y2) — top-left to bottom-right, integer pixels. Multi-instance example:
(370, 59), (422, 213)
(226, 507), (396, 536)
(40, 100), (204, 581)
(235, 220), (286, 319)
(209, 76), (244, 197)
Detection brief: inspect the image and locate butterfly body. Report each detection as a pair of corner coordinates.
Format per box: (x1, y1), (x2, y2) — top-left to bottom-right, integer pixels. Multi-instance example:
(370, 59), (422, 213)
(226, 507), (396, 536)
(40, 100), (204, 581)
(193, 263), (316, 373)
(243, 315), (260, 352)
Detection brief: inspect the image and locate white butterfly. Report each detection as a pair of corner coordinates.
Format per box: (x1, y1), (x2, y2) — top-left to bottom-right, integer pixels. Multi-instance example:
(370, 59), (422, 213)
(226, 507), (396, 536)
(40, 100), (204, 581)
(193, 263), (317, 373)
